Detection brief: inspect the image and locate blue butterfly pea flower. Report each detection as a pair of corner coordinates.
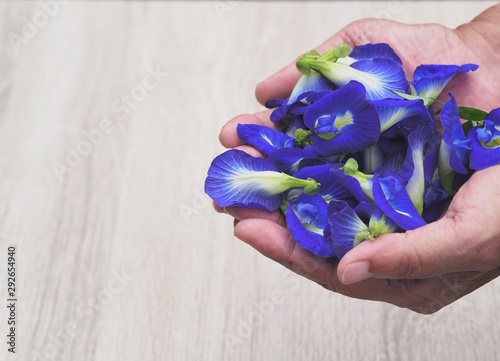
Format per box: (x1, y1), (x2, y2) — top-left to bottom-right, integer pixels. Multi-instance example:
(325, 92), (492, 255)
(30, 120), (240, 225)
(286, 193), (335, 257)
(329, 159), (374, 202)
(370, 98), (433, 134)
(438, 94), (471, 193)
(293, 164), (356, 204)
(303, 81), (381, 156)
(468, 108), (500, 170)
(372, 174), (426, 230)
(237, 123), (295, 157)
(296, 44), (408, 100)
(411, 63), (478, 106)
(204, 149), (319, 211)
(287, 70), (335, 104)
(268, 91), (331, 126)
(325, 200), (397, 259)
(348, 43), (403, 64)
(399, 126), (434, 214)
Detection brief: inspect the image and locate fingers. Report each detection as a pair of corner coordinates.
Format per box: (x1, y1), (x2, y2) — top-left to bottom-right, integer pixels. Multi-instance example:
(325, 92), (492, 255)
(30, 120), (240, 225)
(336, 217), (481, 284)
(234, 218), (336, 280)
(225, 207), (286, 227)
(234, 218), (395, 301)
(219, 109), (274, 148)
(233, 218), (500, 313)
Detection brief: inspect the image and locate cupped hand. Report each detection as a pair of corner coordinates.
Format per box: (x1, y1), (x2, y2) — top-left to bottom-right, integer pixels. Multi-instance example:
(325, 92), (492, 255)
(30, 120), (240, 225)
(217, 5), (500, 313)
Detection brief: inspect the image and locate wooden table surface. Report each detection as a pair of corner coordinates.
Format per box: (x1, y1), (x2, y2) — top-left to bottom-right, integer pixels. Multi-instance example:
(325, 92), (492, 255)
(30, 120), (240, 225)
(1, 1), (499, 360)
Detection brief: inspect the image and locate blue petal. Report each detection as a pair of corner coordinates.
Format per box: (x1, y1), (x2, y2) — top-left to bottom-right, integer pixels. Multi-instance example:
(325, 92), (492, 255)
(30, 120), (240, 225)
(423, 131), (442, 183)
(329, 163), (372, 202)
(468, 124), (500, 170)
(283, 116), (307, 138)
(267, 147), (311, 174)
(372, 174), (426, 230)
(325, 200), (369, 259)
(286, 194), (334, 257)
(293, 164), (356, 205)
(412, 64), (478, 99)
(361, 142), (386, 173)
(350, 43), (402, 64)
(205, 149), (283, 211)
(439, 94), (470, 174)
(370, 98), (432, 133)
(304, 81), (380, 155)
(354, 202), (398, 232)
(475, 120), (500, 144)
(288, 71), (334, 104)
(265, 98), (286, 109)
(486, 108), (500, 124)
(237, 123), (295, 157)
(270, 104), (292, 124)
(307, 55), (408, 100)
(400, 126), (433, 213)
(349, 59), (408, 100)
(373, 143), (406, 174)
(270, 91), (330, 125)
(422, 178), (451, 223)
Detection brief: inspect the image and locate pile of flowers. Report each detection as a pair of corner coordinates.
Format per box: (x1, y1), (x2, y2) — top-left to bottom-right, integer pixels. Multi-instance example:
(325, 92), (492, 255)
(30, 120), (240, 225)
(204, 43), (500, 259)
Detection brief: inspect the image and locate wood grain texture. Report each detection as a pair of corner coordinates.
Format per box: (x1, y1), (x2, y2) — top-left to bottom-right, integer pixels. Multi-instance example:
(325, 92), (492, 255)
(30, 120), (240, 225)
(0, 1), (499, 360)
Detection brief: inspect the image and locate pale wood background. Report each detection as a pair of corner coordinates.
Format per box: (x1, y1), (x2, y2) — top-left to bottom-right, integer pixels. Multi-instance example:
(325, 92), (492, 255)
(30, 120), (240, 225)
(0, 1), (499, 361)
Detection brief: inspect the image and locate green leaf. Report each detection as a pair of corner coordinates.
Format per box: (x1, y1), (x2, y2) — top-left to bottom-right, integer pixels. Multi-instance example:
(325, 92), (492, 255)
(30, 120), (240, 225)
(435, 106), (488, 122)
(457, 106), (488, 122)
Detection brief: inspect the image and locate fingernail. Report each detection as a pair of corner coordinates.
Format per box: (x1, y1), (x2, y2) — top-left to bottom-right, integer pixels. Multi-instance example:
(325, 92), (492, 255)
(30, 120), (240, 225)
(341, 261), (372, 284)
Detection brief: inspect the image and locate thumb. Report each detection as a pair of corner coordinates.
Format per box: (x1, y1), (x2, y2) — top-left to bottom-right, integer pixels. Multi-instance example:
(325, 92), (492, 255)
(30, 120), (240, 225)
(337, 217), (482, 284)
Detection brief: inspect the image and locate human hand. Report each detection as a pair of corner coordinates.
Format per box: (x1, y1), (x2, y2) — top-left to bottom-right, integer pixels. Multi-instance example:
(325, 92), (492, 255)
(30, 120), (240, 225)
(217, 5), (500, 313)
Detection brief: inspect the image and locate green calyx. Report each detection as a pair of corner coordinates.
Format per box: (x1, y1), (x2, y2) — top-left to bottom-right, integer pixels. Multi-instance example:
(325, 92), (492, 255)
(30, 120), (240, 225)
(303, 179), (320, 195)
(392, 89), (435, 107)
(280, 174), (320, 195)
(354, 229), (372, 246)
(354, 216), (393, 246)
(294, 129), (312, 146)
(277, 176), (320, 214)
(368, 216), (394, 237)
(341, 158), (371, 180)
(296, 44), (351, 75)
(340, 158), (374, 200)
(318, 44), (351, 62)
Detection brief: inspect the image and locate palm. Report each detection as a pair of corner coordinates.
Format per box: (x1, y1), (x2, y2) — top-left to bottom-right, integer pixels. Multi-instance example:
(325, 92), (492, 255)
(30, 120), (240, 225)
(218, 8), (500, 313)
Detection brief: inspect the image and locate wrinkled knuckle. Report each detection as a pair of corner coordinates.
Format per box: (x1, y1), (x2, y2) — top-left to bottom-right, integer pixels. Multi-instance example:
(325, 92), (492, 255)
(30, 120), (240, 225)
(397, 243), (425, 278)
(283, 233), (297, 267)
(344, 19), (386, 44)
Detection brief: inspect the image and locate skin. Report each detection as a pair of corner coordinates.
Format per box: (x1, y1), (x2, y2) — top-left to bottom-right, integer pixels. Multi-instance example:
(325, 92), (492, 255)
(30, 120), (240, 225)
(216, 5), (500, 314)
